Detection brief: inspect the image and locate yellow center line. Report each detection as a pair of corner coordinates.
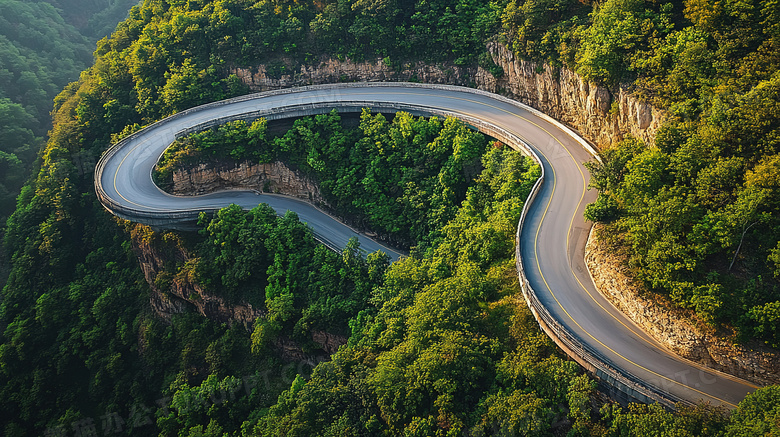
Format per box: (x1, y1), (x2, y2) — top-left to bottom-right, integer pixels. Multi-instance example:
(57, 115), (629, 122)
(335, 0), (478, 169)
(549, 109), (762, 392)
(530, 145), (737, 407)
(113, 135), (171, 212)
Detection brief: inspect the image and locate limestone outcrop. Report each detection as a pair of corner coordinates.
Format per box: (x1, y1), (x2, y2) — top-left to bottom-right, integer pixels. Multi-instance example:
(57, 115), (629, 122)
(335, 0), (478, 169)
(481, 42), (664, 148)
(131, 228), (263, 327)
(170, 160), (324, 204)
(131, 225), (347, 360)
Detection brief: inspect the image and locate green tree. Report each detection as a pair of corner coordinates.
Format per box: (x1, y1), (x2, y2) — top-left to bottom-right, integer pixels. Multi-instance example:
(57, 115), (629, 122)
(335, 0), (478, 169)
(725, 385), (780, 437)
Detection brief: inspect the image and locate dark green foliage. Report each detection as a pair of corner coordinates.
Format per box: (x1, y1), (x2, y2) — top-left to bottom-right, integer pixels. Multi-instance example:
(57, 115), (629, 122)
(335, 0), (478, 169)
(584, 194), (620, 223)
(0, 99), (36, 222)
(0, 1), (84, 225)
(1, 205), (149, 431)
(0, 0), (92, 127)
(192, 203), (387, 342)
(725, 385), (780, 437)
(598, 402), (729, 437)
(0, 0), (141, 227)
(45, 0), (141, 39)
(576, 0), (675, 85)
(499, 0), (588, 67)
(585, 99), (780, 346)
(343, 111), (488, 247)
(250, 148), (564, 436)
(307, 0), (503, 64)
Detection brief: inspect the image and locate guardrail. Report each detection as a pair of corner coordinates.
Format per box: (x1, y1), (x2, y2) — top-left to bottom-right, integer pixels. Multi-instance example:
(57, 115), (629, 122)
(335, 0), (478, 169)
(514, 200), (686, 407)
(94, 83), (684, 408)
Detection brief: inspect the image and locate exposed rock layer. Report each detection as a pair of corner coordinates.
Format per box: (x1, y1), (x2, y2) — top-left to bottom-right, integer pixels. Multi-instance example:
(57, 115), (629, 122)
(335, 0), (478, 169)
(171, 160), (324, 204)
(481, 43), (664, 148)
(585, 224), (780, 386)
(131, 226), (346, 358)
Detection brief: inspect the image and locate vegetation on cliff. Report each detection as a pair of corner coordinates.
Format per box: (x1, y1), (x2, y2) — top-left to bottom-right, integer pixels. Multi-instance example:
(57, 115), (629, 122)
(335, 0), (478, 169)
(499, 0), (780, 349)
(506, 0), (780, 350)
(580, 4), (780, 347)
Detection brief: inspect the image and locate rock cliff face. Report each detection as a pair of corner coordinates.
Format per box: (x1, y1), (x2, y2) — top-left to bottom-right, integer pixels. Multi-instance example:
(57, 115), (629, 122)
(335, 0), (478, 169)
(585, 224), (780, 385)
(274, 331), (348, 362)
(481, 43), (664, 148)
(233, 56), (478, 90)
(171, 160), (324, 204)
(232, 41), (664, 150)
(131, 227), (263, 327)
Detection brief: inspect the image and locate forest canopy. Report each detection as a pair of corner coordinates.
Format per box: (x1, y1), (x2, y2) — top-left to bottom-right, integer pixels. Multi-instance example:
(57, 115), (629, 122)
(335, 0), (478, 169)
(0, 0), (138, 223)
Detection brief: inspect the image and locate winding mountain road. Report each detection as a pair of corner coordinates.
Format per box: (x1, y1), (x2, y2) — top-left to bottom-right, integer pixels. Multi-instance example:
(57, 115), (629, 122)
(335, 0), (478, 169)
(95, 83), (757, 408)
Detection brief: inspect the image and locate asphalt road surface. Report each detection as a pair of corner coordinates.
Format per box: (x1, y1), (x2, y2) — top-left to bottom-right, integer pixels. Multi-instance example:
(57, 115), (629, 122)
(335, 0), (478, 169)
(95, 83), (757, 407)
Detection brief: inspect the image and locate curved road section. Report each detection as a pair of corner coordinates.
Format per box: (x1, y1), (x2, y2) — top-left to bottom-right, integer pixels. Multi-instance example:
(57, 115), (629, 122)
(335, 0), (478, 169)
(95, 83), (756, 408)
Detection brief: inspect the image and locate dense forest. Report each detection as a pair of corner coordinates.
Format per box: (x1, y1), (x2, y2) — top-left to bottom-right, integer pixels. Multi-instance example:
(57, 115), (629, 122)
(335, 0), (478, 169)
(0, 0), (138, 223)
(1, 0), (779, 435)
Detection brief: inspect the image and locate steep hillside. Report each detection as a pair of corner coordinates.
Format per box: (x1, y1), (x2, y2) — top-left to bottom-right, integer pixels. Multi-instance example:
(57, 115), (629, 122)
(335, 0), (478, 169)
(1, 0), (779, 435)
